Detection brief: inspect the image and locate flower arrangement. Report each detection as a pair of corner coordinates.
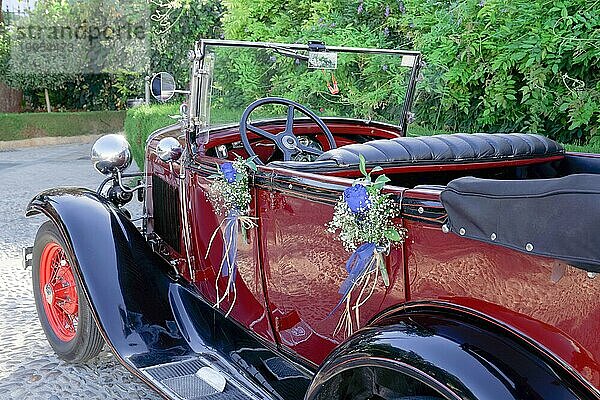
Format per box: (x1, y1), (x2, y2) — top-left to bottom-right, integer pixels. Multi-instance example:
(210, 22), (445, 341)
(327, 155), (407, 336)
(207, 158), (256, 216)
(206, 156), (258, 316)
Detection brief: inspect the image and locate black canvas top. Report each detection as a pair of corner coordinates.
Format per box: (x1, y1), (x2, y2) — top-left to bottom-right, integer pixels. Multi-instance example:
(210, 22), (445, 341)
(440, 174), (600, 272)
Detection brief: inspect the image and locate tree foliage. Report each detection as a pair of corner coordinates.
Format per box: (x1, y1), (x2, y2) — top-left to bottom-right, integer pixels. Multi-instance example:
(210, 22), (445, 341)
(217, 0), (415, 123)
(223, 0), (600, 144)
(405, 0), (600, 143)
(149, 0), (225, 86)
(0, 0), (223, 111)
(0, 0), (597, 146)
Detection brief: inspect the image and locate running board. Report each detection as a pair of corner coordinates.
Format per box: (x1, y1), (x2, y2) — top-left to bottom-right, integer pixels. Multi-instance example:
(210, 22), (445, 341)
(140, 357), (255, 400)
(124, 282), (312, 400)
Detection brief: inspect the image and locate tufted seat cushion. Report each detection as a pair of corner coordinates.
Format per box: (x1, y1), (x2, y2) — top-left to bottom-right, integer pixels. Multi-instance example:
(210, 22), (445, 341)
(315, 133), (564, 168)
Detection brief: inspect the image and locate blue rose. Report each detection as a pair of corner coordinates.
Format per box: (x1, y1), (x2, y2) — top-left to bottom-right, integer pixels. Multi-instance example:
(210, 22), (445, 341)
(221, 162), (237, 183)
(344, 184), (370, 213)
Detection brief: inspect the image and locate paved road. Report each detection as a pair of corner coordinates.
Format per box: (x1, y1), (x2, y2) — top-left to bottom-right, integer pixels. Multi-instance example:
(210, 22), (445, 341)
(0, 142), (161, 399)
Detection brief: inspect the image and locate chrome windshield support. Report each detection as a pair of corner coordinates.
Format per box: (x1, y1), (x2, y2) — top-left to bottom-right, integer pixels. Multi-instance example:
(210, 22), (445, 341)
(188, 43), (214, 151)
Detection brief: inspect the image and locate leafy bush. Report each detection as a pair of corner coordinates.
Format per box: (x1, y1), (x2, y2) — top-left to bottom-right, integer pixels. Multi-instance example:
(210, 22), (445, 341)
(124, 103), (180, 167)
(149, 0), (225, 86)
(404, 0), (599, 144)
(221, 0), (408, 122)
(0, 110), (125, 141)
(222, 0), (599, 145)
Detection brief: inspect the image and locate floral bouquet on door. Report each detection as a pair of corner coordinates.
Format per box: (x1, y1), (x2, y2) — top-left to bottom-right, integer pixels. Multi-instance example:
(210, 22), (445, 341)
(207, 156), (258, 316)
(327, 155), (408, 336)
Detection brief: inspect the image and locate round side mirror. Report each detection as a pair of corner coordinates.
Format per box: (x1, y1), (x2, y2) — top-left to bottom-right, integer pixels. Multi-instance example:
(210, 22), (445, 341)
(150, 72), (176, 102)
(156, 137), (183, 163)
(91, 134), (132, 175)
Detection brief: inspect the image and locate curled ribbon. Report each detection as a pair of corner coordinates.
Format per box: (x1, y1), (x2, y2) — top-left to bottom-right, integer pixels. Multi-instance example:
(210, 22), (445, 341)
(329, 242), (390, 337)
(206, 210), (257, 317)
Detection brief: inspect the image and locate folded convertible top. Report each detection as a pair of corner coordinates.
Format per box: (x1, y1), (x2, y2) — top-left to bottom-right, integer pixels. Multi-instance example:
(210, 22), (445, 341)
(441, 173), (600, 272)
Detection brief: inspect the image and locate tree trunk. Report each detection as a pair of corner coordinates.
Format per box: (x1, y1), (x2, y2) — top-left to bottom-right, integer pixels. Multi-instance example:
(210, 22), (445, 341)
(0, 81), (22, 113)
(44, 88), (52, 112)
(0, 1), (24, 113)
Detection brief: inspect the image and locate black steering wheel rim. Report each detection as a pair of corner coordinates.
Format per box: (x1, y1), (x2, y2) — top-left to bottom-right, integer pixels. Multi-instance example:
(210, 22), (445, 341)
(239, 97), (337, 165)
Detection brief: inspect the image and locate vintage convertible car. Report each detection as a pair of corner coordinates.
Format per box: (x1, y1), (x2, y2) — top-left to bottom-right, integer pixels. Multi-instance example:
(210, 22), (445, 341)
(25, 39), (600, 400)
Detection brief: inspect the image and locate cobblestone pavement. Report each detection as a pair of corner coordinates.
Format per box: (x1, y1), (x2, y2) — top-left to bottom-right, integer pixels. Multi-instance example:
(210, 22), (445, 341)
(0, 142), (161, 399)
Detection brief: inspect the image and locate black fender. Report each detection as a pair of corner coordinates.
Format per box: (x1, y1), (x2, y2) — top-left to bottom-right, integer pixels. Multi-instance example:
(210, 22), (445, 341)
(26, 188), (312, 400)
(306, 307), (597, 400)
(26, 188), (194, 368)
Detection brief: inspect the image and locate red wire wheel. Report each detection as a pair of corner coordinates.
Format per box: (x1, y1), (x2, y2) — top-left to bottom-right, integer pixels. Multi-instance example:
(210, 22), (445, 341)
(33, 221), (104, 363)
(38, 242), (79, 342)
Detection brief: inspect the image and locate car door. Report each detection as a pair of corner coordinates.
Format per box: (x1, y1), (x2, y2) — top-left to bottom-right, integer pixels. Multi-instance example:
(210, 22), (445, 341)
(257, 168), (408, 365)
(185, 157), (275, 343)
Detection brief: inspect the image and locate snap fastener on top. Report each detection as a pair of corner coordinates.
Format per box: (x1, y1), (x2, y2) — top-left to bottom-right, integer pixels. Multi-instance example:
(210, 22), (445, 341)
(441, 224), (450, 234)
(417, 206), (424, 214)
(459, 227), (466, 236)
(490, 233), (497, 241)
(525, 243), (534, 252)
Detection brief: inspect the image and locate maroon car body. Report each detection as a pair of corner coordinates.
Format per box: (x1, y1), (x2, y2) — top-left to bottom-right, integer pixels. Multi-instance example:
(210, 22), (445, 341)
(147, 119), (600, 381)
(27, 40), (600, 400)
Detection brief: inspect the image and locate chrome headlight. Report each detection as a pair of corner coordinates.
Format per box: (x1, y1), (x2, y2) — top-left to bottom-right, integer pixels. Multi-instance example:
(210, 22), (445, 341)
(91, 134), (132, 175)
(156, 137), (183, 163)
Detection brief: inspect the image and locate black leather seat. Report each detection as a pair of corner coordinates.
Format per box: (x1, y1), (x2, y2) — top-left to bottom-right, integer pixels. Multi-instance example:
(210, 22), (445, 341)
(268, 133), (564, 172)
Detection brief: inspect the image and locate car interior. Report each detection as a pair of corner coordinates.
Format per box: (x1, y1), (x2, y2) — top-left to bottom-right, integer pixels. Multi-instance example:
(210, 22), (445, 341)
(200, 98), (596, 189)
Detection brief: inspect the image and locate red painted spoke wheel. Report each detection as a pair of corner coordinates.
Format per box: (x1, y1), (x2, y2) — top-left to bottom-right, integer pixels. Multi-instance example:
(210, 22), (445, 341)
(39, 242), (79, 342)
(33, 221), (104, 363)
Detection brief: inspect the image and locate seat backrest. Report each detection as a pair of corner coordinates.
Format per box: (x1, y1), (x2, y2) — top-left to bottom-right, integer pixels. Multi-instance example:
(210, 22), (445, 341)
(267, 133), (564, 173)
(315, 133), (564, 168)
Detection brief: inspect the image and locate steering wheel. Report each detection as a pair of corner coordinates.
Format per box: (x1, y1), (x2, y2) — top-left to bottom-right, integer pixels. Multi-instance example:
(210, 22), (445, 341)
(239, 97), (337, 165)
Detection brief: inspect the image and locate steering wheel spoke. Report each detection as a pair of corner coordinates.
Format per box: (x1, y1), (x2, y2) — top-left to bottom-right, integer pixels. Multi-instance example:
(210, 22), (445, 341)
(247, 124), (277, 140)
(239, 97), (337, 165)
(297, 143), (323, 157)
(285, 105), (295, 135)
(280, 146), (296, 161)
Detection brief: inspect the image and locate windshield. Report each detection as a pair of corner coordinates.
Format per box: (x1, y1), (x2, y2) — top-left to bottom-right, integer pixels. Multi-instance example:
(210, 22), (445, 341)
(193, 40), (421, 137)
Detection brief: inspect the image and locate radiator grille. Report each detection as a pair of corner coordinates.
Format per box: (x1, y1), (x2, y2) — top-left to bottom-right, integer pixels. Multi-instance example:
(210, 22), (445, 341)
(152, 175), (182, 252)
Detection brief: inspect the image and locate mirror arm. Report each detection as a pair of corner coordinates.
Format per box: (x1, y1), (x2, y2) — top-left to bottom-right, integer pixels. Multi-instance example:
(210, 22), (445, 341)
(116, 170), (145, 193)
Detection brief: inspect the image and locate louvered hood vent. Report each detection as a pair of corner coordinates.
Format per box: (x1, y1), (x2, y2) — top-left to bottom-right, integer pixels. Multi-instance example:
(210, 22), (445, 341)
(151, 175), (182, 253)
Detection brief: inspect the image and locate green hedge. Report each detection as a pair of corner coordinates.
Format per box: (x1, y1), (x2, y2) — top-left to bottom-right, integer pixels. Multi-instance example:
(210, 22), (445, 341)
(0, 111), (126, 142)
(124, 104), (180, 168)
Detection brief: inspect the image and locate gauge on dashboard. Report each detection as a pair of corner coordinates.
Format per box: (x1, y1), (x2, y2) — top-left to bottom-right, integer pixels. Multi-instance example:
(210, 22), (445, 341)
(293, 136), (323, 162)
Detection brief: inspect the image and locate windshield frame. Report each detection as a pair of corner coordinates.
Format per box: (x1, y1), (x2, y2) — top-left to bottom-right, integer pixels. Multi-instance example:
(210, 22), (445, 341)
(188, 39), (423, 149)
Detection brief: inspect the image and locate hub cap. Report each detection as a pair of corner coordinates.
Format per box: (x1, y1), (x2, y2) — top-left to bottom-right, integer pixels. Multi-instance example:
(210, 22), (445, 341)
(43, 283), (54, 305)
(39, 242), (79, 341)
